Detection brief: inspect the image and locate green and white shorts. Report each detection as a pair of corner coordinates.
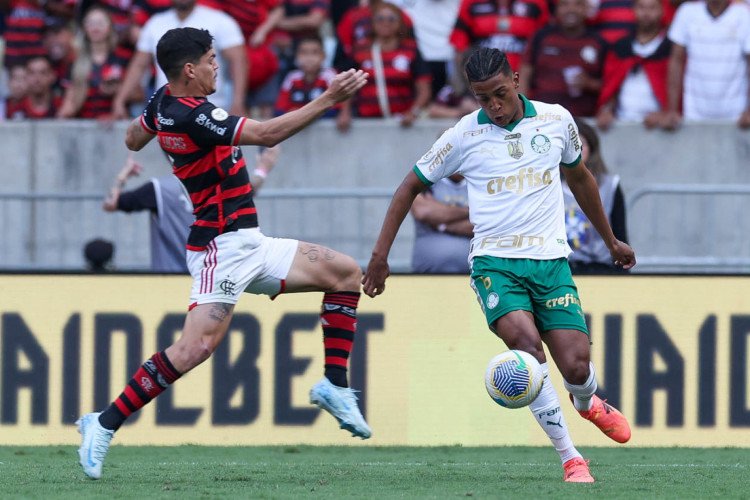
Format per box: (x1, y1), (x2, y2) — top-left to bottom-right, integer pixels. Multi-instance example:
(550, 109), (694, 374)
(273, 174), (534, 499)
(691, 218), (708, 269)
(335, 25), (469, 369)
(470, 256), (588, 335)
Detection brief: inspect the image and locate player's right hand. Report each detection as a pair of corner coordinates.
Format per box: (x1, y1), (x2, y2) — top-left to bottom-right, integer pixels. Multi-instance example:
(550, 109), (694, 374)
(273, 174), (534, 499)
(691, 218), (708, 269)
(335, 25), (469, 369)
(328, 69), (368, 104)
(362, 255), (390, 297)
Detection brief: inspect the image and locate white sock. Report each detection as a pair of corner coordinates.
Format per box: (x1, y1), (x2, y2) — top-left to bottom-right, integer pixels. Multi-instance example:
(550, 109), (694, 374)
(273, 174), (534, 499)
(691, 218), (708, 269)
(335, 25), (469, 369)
(563, 362), (597, 411)
(529, 363), (582, 464)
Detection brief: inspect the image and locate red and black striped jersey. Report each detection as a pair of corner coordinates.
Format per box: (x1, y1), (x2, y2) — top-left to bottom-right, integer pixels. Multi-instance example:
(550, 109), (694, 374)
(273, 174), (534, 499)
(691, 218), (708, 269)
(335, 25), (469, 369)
(280, 0), (330, 40)
(522, 25), (607, 117)
(5, 94), (62, 119)
(450, 0), (549, 71)
(3, 0), (48, 68)
(140, 86), (256, 251)
(351, 39), (431, 117)
(274, 67), (337, 114)
(336, 6), (414, 60)
(224, 0), (280, 42)
(64, 52), (128, 118)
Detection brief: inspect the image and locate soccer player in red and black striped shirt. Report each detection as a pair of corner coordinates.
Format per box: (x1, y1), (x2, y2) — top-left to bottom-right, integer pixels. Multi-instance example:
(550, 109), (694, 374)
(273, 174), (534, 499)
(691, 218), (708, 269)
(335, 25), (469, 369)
(76, 27), (370, 480)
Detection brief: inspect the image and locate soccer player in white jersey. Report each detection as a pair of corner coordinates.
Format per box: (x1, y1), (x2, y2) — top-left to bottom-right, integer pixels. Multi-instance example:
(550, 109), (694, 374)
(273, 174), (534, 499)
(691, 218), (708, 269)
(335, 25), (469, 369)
(363, 47), (636, 483)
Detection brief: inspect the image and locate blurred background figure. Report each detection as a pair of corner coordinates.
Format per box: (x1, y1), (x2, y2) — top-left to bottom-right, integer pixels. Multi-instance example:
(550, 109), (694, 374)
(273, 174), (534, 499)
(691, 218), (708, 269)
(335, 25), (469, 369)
(659, 0), (750, 130)
(42, 19), (75, 96)
(274, 35), (338, 116)
(3, 63), (28, 119)
(103, 148), (280, 273)
(10, 55), (61, 118)
(57, 7), (127, 118)
(410, 173), (473, 274)
(519, 0), (607, 118)
(224, 0), (284, 118)
(337, 1), (431, 130)
(449, 0), (549, 92)
(83, 238), (115, 272)
(563, 119), (629, 275)
(596, 0), (669, 131)
(110, 0), (247, 118)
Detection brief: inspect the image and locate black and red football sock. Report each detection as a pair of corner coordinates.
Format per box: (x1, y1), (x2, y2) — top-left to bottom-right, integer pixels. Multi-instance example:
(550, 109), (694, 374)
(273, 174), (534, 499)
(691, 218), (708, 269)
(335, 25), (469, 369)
(98, 350), (181, 431)
(321, 291), (359, 388)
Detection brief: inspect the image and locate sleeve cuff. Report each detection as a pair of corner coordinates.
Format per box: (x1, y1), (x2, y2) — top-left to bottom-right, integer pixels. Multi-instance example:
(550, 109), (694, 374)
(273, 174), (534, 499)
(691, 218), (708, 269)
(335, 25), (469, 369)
(560, 153), (582, 168)
(140, 115), (157, 134)
(413, 165), (433, 186)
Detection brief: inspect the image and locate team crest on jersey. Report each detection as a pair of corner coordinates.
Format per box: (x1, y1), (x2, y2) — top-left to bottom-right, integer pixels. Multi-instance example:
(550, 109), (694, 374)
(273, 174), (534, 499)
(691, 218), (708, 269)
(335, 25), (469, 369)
(211, 108), (229, 121)
(507, 141), (524, 160)
(531, 134), (551, 154)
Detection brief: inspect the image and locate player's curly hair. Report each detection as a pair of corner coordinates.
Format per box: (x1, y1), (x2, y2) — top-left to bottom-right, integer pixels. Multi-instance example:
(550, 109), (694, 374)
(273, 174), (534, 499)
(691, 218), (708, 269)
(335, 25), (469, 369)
(156, 27), (214, 81)
(464, 48), (513, 83)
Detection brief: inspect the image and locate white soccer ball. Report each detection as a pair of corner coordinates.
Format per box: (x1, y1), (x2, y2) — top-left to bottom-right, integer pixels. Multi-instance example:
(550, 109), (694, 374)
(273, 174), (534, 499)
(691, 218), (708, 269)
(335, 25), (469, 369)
(484, 350), (544, 409)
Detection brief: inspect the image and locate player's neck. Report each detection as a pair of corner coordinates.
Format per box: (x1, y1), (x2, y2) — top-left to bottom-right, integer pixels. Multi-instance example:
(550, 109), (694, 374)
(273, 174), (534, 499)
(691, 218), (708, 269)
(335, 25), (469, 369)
(168, 80), (206, 98)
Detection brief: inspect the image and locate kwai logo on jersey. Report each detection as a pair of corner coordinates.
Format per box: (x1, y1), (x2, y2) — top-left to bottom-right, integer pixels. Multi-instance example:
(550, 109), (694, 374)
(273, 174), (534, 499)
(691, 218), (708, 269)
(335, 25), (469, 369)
(195, 113), (227, 136)
(531, 134), (551, 154)
(486, 167), (552, 195)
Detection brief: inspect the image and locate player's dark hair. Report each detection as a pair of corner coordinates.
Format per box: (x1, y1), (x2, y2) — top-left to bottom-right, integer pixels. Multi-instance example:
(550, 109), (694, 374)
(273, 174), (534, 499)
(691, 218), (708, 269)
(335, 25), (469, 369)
(156, 27), (213, 81)
(464, 48), (512, 83)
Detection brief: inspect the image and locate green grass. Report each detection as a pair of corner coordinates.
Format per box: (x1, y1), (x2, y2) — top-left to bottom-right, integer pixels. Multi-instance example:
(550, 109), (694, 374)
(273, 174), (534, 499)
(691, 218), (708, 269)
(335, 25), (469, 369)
(0, 446), (747, 499)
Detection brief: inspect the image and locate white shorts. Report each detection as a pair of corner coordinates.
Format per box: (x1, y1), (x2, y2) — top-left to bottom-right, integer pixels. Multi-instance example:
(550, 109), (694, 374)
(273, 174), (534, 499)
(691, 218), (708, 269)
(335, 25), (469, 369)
(186, 228), (298, 307)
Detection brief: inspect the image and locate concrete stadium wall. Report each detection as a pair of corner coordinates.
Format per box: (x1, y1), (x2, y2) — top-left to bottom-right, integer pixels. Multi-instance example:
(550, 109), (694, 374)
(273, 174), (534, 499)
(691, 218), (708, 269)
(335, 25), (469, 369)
(1, 119), (749, 271)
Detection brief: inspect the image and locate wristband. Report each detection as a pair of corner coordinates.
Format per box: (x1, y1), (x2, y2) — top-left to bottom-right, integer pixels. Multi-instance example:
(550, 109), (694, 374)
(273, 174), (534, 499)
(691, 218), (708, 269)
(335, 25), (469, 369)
(253, 168), (268, 179)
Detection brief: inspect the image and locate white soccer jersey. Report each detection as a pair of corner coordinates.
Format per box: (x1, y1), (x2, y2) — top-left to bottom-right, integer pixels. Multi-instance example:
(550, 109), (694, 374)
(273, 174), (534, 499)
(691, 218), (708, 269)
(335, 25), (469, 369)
(414, 95), (582, 261)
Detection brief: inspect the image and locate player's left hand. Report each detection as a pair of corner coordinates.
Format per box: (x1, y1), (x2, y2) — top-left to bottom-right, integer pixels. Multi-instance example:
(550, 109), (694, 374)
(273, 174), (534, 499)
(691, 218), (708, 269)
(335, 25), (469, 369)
(362, 255), (390, 297)
(609, 239), (636, 270)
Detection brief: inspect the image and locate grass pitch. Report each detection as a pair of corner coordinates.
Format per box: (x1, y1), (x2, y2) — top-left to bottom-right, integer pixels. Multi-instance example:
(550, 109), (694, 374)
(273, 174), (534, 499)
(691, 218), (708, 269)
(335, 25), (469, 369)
(0, 445), (747, 499)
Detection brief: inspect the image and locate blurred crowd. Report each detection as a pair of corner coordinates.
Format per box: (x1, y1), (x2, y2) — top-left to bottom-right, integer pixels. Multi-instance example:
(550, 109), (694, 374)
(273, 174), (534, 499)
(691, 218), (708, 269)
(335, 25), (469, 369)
(1, 0), (749, 130)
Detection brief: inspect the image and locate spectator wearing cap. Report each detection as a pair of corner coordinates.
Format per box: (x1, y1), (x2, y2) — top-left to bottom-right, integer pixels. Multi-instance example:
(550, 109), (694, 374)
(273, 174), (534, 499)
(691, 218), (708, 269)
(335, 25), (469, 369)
(596, 0), (670, 130)
(519, 0), (607, 118)
(659, 0), (750, 130)
(58, 7), (128, 118)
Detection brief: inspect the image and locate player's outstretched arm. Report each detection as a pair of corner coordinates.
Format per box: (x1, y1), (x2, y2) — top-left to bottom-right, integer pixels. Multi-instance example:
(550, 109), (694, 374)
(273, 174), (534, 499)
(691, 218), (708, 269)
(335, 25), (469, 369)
(237, 69), (367, 147)
(363, 170), (427, 297)
(563, 162), (636, 269)
(125, 116), (156, 151)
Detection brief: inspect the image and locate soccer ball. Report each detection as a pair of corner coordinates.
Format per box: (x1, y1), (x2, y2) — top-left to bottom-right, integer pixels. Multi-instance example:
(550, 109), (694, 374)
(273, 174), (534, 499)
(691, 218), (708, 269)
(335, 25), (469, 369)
(484, 350), (544, 409)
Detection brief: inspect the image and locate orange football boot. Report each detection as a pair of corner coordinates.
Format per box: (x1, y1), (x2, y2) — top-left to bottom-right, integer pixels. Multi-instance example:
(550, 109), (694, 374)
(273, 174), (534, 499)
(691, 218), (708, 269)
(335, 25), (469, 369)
(563, 457), (594, 483)
(572, 394), (631, 443)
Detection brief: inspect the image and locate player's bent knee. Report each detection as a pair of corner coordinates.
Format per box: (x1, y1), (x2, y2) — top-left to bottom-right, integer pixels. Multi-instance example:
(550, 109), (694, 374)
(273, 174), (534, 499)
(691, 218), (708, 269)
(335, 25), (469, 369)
(561, 359), (590, 385)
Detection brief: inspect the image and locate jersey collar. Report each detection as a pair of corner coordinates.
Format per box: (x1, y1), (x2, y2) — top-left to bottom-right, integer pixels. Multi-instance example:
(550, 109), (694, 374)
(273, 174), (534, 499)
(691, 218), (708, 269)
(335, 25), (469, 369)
(477, 94), (537, 131)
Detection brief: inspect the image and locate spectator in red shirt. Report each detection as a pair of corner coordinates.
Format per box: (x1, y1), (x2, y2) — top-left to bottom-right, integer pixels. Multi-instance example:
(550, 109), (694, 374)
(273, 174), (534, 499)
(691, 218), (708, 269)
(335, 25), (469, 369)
(224, 0), (284, 118)
(449, 0), (549, 88)
(4, 63), (28, 119)
(276, 0), (330, 51)
(58, 7), (128, 118)
(274, 35), (338, 116)
(596, 0), (669, 130)
(519, 0), (606, 117)
(12, 55), (62, 118)
(1, 0), (73, 68)
(334, 0), (414, 70)
(337, 1), (431, 130)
